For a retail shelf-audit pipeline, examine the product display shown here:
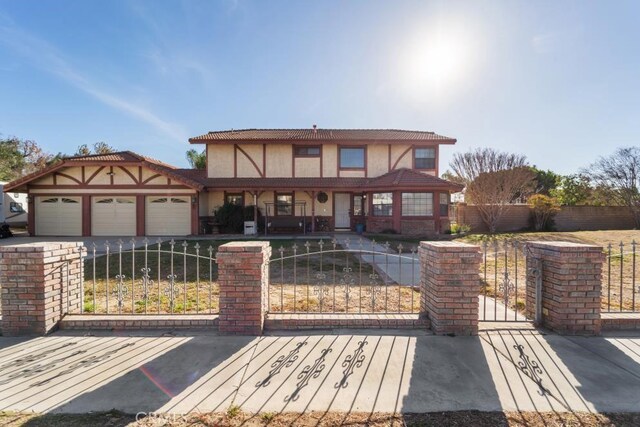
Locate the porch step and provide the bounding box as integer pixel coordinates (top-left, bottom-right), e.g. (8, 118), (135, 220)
(59, 314), (219, 330)
(601, 312), (640, 331)
(264, 313), (429, 331)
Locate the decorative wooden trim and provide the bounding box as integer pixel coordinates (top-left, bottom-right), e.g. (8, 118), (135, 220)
(85, 166), (106, 184)
(391, 146), (413, 171)
(81, 167), (86, 184)
(388, 144), (391, 172)
(320, 145), (324, 178)
(29, 184), (193, 190)
(117, 166), (139, 184)
(235, 144), (264, 178)
(54, 172), (83, 185)
(82, 196), (91, 237)
(138, 166), (143, 184)
(136, 195), (145, 236)
(233, 144), (238, 178)
(52, 173), (57, 185)
(262, 144), (266, 177)
(109, 166), (114, 185)
(142, 173), (162, 184)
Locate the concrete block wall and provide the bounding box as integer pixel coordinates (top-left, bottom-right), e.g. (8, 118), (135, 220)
(526, 241), (604, 336)
(419, 241), (481, 336)
(216, 241), (271, 335)
(0, 242), (84, 336)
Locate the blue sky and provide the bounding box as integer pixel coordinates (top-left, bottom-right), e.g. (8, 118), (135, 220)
(1, 0), (639, 173)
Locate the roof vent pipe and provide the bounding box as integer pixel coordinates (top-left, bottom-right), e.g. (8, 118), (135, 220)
(312, 124), (317, 134)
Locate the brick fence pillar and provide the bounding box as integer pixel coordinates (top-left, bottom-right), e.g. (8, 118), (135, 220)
(419, 241), (481, 336)
(217, 241), (271, 335)
(526, 242), (604, 336)
(0, 242), (85, 336)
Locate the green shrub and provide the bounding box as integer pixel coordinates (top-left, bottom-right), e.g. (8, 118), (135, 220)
(450, 223), (471, 234)
(214, 203), (262, 233)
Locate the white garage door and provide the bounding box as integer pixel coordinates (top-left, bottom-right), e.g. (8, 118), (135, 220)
(35, 196), (82, 236)
(92, 197), (136, 236)
(146, 196), (191, 236)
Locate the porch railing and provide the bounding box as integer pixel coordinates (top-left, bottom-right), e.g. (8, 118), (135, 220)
(604, 241), (639, 313)
(84, 239), (218, 315)
(267, 238), (420, 314)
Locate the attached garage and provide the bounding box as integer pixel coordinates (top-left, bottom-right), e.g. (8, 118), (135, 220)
(3, 152), (205, 237)
(146, 196), (191, 236)
(92, 197), (137, 236)
(35, 196), (82, 236)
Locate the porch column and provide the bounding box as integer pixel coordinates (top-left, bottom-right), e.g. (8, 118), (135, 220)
(27, 194), (35, 236)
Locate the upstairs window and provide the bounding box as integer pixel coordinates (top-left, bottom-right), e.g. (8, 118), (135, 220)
(339, 147), (365, 169)
(294, 146), (321, 157)
(414, 148), (436, 169)
(372, 192), (393, 216)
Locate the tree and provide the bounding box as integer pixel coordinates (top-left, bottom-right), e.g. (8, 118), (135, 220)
(449, 148), (529, 185)
(75, 142), (116, 156)
(551, 174), (592, 206)
(586, 147), (640, 227)
(530, 167), (561, 195)
(0, 136), (54, 180)
(186, 149), (206, 169)
(465, 167), (537, 233)
(529, 194), (560, 231)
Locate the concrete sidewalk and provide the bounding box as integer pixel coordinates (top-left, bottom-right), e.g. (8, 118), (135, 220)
(0, 329), (638, 415)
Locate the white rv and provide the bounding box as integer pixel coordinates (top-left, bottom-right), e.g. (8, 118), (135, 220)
(0, 182), (28, 226)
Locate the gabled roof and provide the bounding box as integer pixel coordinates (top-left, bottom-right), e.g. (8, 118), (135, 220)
(189, 128), (456, 144)
(3, 151), (204, 192)
(366, 168), (464, 191)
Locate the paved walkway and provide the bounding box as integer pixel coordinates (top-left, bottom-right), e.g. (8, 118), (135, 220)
(0, 329), (638, 415)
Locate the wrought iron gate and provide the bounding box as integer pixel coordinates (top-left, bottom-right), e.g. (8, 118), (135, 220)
(267, 238), (420, 314)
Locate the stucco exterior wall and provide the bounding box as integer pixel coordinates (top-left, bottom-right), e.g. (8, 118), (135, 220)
(208, 145), (234, 178)
(368, 145), (388, 177)
(294, 157), (321, 177)
(265, 145), (292, 177)
(390, 145), (412, 169)
(236, 144), (263, 178)
(322, 144), (338, 177)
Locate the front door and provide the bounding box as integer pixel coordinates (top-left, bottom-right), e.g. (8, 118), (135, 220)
(334, 193), (351, 229)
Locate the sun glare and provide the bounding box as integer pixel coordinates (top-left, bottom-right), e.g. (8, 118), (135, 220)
(399, 26), (478, 100)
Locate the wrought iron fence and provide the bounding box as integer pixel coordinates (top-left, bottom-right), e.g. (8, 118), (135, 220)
(84, 239), (218, 315)
(479, 240), (529, 322)
(604, 241), (639, 313)
(268, 238), (420, 314)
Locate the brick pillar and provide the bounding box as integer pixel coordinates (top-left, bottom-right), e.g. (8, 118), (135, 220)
(526, 242), (604, 336)
(419, 241), (481, 336)
(217, 241), (271, 335)
(0, 242), (85, 336)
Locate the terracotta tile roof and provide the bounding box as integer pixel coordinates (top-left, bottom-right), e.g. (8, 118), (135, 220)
(189, 128), (456, 144)
(366, 168), (464, 191)
(188, 168), (463, 192)
(4, 151), (203, 192)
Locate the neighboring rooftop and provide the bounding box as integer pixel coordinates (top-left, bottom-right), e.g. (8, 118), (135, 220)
(189, 128), (456, 144)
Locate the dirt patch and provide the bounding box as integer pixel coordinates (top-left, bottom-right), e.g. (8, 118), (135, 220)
(3, 410), (640, 427)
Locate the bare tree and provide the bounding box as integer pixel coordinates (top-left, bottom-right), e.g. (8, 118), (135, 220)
(586, 147), (640, 227)
(465, 167), (536, 233)
(450, 148), (529, 185)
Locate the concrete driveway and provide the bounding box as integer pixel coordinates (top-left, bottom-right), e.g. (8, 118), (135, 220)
(0, 329), (638, 415)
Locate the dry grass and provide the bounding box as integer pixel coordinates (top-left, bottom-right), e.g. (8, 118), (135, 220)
(3, 410), (640, 427)
(269, 247), (419, 313)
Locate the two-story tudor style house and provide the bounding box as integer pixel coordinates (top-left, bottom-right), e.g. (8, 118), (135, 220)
(4, 128), (463, 236)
